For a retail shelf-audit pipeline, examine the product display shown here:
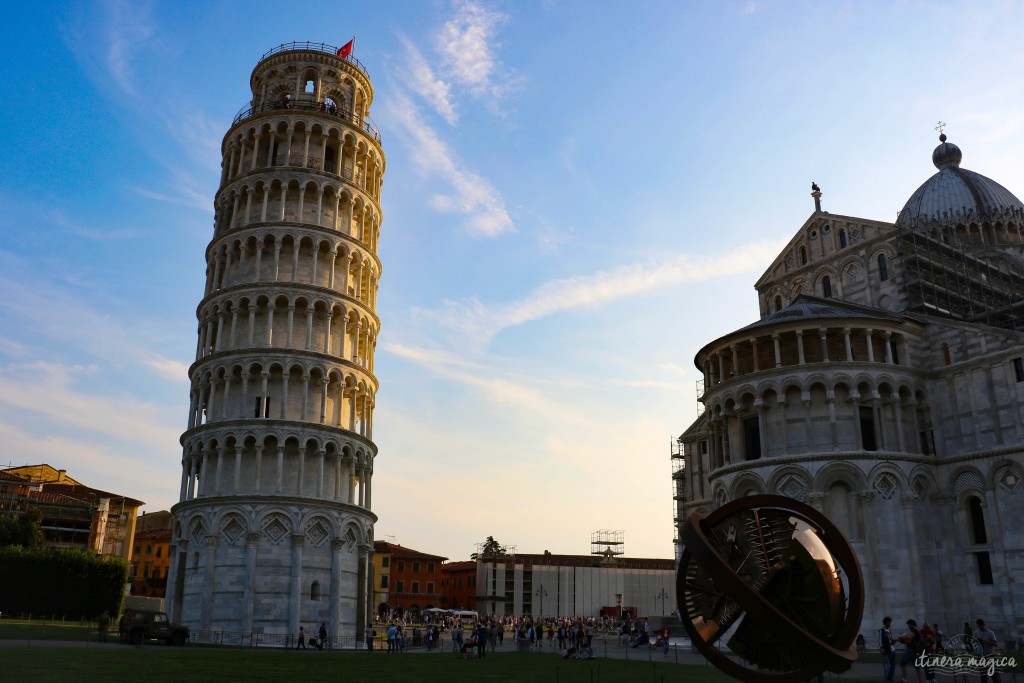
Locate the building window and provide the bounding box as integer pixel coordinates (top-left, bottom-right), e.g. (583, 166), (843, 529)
(412, 561), (420, 573)
(412, 581), (419, 594)
(380, 575), (389, 589)
(878, 254), (889, 282)
(254, 396), (270, 418)
(382, 556), (390, 568)
(311, 580), (321, 601)
(942, 343), (952, 365)
(800, 246), (808, 265)
(822, 276), (832, 299)
(397, 561), (404, 572)
(156, 547), (162, 558)
(975, 552), (994, 585)
(968, 496), (988, 544)
(743, 415), (761, 461)
(396, 580), (404, 592)
(426, 581), (434, 594)
(427, 562), (434, 573)
(1013, 357), (1024, 382)
(859, 406), (878, 451)
(839, 229), (847, 248)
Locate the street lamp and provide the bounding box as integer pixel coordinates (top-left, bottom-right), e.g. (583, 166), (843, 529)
(656, 588), (669, 615)
(534, 586), (548, 617)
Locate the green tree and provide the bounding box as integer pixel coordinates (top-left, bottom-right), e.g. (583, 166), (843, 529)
(470, 536), (505, 560)
(0, 510), (44, 549)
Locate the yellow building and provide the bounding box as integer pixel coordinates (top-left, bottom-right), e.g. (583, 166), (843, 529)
(1, 464), (143, 562)
(131, 511), (173, 598)
(372, 542), (392, 617)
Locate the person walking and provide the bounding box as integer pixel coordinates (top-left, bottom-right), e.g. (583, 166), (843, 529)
(879, 616), (896, 682)
(297, 626), (306, 650)
(973, 618), (1002, 683)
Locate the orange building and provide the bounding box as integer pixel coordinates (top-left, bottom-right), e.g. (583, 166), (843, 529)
(373, 541), (447, 616)
(130, 511), (173, 598)
(440, 560), (477, 611)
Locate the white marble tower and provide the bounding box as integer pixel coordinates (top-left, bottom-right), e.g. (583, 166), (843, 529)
(165, 42), (385, 645)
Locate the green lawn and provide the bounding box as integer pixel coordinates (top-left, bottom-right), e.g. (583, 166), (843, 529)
(3, 647), (742, 683)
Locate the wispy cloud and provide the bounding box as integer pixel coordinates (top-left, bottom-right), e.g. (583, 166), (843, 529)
(418, 239), (787, 345)
(399, 34), (458, 124)
(436, 0), (510, 98)
(100, 0), (157, 99)
(143, 357), (191, 384)
(387, 92), (514, 236)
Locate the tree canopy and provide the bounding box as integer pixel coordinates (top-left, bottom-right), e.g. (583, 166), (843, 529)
(471, 535), (506, 560)
(0, 510), (44, 549)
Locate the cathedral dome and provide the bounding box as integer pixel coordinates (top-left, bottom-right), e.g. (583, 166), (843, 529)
(896, 134), (1024, 228)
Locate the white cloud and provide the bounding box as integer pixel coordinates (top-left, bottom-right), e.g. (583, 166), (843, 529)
(436, 0), (509, 97)
(420, 239), (787, 344)
(143, 357), (191, 383)
(100, 0), (157, 98)
(399, 34), (458, 125)
(387, 92), (514, 236)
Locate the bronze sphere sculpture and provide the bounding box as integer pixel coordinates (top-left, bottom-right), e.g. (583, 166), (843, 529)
(677, 494), (864, 682)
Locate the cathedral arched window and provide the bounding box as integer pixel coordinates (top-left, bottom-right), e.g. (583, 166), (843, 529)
(774, 296), (782, 313)
(311, 580), (321, 601)
(968, 496), (988, 545)
(878, 254), (889, 281)
(967, 496), (994, 584)
(839, 229), (847, 248)
(800, 246), (808, 265)
(822, 276), (832, 299)
(942, 343), (951, 365)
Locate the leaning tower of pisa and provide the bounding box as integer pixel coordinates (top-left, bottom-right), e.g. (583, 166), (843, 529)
(165, 42), (385, 645)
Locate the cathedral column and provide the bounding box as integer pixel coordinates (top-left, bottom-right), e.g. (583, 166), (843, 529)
(254, 243), (263, 280)
(178, 457), (189, 501)
(247, 307), (256, 346)
(796, 330), (805, 364)
(200, 535), (218, 633)
(233, 446), (243, 493)
(242, 532), (260, 635)
(329, 538), (344, 639)
(276, 445), (284, 494)
(750, 339), (759, 372)
(819, 328), (829, 361)
(776, 398), (788, 454)
(215, 446), (225, 494)
(289, 534), (304, 641)
(843, 328), (853, 361)
(280, 374), (290, 419)
(305, 309), (315, 350)
(200, 448), (210, 497)
(188, 455), (198, 499)
(731, 345), (739, 376)
(229, 308), (239, 348)
(273, 243), (281, 281)
(857, 491), (883, 620)
(865, 330), (875, 362)
(892, 399), (906, 452)
(826, 392), (838, 450)
(884, 332), (894, 364)
(286, 305), (295, 348)
(264, 303), (275, 346)
(254, 445), (263, 493)
(901, 496), (927, 616)
(311, 247), (320, 285)
(297, 445), (306, 497)
(334, 453), (343, 500)
(772, 334), (782, 367)
(317, 449), (326, 498)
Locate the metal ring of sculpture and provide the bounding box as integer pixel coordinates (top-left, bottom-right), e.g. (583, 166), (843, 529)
(677, 494), (864, 683)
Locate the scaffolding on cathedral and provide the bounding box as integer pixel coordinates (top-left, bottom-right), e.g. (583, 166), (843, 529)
(897, 206), (1024, 331)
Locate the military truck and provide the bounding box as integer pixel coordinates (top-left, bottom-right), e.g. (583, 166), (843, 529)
(121, 609), (189, 646)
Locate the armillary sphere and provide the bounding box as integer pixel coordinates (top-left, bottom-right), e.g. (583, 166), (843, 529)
(677, 494), (864, 682)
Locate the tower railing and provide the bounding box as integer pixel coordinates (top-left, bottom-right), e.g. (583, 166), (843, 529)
(259, 42), (370, 78)
(232, 100), (380, 142)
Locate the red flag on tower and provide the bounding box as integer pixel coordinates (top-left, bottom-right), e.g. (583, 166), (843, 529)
(337, 38), (354, 59)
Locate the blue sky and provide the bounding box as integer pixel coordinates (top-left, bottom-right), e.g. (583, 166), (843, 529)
(4, 1), (1024, 561)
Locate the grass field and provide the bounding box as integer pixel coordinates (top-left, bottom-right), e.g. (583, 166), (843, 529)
(3, 647), (741, 683)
